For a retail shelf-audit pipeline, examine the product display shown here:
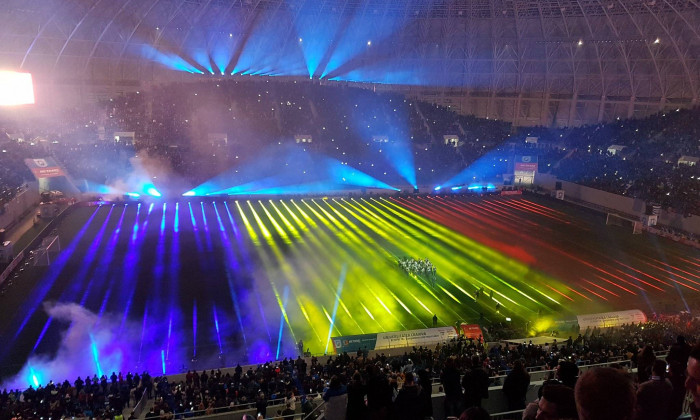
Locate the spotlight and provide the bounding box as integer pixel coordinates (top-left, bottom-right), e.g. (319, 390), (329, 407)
(146, 187), (162, 197)
(182, 191), (195, 197)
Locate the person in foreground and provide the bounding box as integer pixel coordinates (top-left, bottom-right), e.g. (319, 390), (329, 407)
(323, 375), (348, 420)
(685, 343), (700, 420)
(459, 406), (491, 420)
(522, 383), (577, 420)
(574, 367), (635, 420)
(633, 359), (673, 420)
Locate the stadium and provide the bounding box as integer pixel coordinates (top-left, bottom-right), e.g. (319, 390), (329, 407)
(0, 0), (699, 419)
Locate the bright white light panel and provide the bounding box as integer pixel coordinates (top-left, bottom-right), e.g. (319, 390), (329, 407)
(0, 71), (35, 106)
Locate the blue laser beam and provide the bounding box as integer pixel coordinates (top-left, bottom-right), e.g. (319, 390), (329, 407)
(325, 264), (347, 354)
(276, 286), (290, 360)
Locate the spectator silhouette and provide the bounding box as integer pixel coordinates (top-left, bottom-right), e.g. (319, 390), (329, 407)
(633, 359), (673, 420)
(462, 355), (489, 409)
(575, 367), (635, 420)
(346, 371), (368, 420)
(391, 372), (423, 420)
(323, 375), (348, 420)
(503, 360), (530, 410)
(441, 357), (464, 417)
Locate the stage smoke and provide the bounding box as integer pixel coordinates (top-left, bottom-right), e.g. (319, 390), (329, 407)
(108, 151), (189, 199)
(1, 302), (154, 390)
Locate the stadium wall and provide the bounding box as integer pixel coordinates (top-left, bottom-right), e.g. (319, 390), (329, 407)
(558, 180), (647, 217)
(0, 183), (40, 231)
(657, 213), (700, 238)
(535, 175), (700, 235)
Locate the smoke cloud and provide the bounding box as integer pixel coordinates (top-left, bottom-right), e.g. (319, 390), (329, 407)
(1, 302), (143, 390)
(107, 151), (190, 199)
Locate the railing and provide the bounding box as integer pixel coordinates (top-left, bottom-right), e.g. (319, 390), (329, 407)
(489, 408), (695, 420)
(0, 250), (24, 286)
(132, 388), (148, 419)
(488, 409), (525, 420)
(302, 399), (326, 420)
(491, 350), (669, 379)
(152, 396), (324, 420)
(146, 393), (325, 420)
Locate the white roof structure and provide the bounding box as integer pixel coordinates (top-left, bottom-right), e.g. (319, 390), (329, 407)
(0, 0), (698, 126)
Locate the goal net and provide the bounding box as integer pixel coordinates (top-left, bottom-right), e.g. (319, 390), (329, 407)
(606, 213), (643, 234)
(33, 235), (61, 266)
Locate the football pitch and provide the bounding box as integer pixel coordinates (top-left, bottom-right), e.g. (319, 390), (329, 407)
(0, 194), (697, 387)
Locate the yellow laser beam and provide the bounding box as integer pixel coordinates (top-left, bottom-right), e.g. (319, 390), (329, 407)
(235, 201), (259, 246)
(259, 200), (291, 244)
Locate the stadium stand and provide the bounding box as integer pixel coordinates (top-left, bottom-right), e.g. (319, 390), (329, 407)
(1, 84), (698, 219)
(1, 2), (699, 419)
(0, 138), (34, 207)
(2, 314), (699, 419)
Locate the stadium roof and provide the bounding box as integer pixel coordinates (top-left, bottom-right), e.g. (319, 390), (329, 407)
(0, 0), (698, 124)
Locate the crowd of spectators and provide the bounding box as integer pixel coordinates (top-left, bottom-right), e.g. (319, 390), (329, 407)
(0, 137), (34, 207)
(49, 143), (135, 187)
(511, 107), (700, 217)
(125, 80), (511, 187)
(5, 312), (700, 419)
(0, 371), (152, 420)
(1, 81), (698, 420)
(0, 80), (698, 217)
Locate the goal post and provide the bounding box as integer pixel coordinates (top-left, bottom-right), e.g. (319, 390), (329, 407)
(606, 213), (643, 235)
(33, 235), (61, 266)
(632, 221), (643, 234)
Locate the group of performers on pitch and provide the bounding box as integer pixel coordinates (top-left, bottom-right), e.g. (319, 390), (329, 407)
(397, 256), (437, 287)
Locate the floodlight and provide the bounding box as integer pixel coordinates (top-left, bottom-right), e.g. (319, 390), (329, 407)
(0, 71), (35, 106)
